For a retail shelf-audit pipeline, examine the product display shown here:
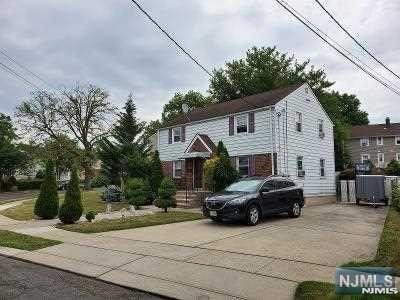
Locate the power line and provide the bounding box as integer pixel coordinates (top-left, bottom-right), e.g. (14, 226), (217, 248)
(128, 0), (261, 109)
(129, 0), (213, 77)
(275, 0), (400, 96)
(280, 0), (400, 92)
(313, 0), (400, 81)
(0, 61), (41, 90)
(0, 48), (54, 89)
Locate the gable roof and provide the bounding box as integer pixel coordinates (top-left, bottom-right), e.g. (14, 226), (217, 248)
(184, 133), (217, 154)
(350, 123), (400, 138)
(163, 83), (304, 128)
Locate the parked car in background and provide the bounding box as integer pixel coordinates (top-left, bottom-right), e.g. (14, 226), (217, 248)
(203, 176), (304, 225)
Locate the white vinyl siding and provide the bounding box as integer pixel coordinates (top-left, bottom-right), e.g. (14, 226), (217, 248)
(274, 84), (335, 196)
(159, 109), (271, 161)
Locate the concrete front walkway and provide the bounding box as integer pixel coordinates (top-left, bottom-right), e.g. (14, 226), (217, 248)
(0, 204), (387, 300)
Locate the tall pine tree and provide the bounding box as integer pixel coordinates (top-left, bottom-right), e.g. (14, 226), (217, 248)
(97, 94), (149, 185)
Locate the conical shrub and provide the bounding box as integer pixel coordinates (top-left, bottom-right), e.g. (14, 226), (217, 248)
(59, 167), (83, 224)
(34, 160), (59, 219)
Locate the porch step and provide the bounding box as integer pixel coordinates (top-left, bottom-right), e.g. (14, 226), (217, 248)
(175, 190), (201, 208)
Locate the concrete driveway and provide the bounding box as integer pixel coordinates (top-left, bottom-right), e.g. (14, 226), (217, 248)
(7, 204), (387, 300)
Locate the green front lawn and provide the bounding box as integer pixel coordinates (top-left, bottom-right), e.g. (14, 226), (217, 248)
(57, 211), (204, 233)
(1, 191), (129, 221)
(295, 207), (400, 300)
(0, 230), (61, 251)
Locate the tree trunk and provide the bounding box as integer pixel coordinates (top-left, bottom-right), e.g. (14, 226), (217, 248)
(83, 164), (93, 190)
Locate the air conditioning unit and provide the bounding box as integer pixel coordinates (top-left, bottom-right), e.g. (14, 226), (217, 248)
(319, 132), (325, 138)
(297, 170), (305, 178)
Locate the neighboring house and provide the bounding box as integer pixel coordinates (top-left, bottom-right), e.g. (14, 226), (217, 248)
(156, 83), (336, 198)
(349, 118), (400, 168)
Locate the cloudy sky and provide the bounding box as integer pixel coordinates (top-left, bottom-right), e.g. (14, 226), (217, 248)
(1, 0), (399, 124)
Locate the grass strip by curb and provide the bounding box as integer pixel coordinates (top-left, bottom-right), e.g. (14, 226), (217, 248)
(57, 211), (205, 233)
(295, 207), (400, 300)
(0, 230), (61, 251)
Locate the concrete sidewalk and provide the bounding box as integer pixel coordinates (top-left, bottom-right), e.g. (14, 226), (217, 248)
(0, 204), (388, 300)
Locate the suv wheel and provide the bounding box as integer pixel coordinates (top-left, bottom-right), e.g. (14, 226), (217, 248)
(247, 205), (260, 226)
(288, 202), (301, 218)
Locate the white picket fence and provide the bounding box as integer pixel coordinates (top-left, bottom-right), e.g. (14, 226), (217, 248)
(339, 176), (400, 204)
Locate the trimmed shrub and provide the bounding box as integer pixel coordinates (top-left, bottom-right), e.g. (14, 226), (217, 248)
(149, 150), (164, 197)
(90, 174), (110, 188)
(59, 168), (83, 224)
(392, 183), (400, 210)
(101, 185), (123, 202)
(143, 178), (153, 204)
(203, 156), (219, 191)
(85, 211), (96, 222)
(34, 161), (59, 219)
(386, 160), (400, 176)
(124, 178), (148, 209)
(17, 179), (43, 191)
(155, 177), (176, 212)
(213, 154), (238, 191)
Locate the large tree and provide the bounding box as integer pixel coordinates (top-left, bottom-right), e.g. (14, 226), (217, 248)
(97, 94), (148, 185)
(0, 114), (26, 191)
(16, 85), (116, 188)
(161, 90), (213, 124)
(208, 46), (368, 170)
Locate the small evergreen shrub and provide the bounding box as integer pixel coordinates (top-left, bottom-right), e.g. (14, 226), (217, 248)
(90, 174), (110, 188)
(155, 177), (176, 212)
(59, 168), (84, 224)
(386, 160), (400, 176)
(85, 211), (96, 222)
(124, 178), (148, 209)
(213, 154), (238, 191)
(203, 157), (219, 191)
(34, 161), (59, 219)
(101, 185), (123, 202)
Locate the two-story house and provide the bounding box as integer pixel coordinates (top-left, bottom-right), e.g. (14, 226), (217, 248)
(349, 118), (400, 168)
(156, 83), (336, 201)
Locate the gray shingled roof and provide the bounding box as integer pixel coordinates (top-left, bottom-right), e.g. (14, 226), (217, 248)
(163, 83), (303, 128)
(350, 123), (400, 138)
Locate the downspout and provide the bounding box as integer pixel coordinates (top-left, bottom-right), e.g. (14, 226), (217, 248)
(270, 107), (275, 176)
(285, 100), (289, 176)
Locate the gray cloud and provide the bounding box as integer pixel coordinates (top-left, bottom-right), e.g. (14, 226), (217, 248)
(1, 0), (399, 124)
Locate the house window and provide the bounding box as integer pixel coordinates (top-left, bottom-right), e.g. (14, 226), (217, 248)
(320, 159), (325, 177)
(297, 156), (305, 177)
(397, 153), (400, 161)
(173, 161), (182, 178)
(395, 137), (400, 145)
(360, 138), (369, 147)
(361, 154), (370, 163)
(235, 114), (248, 134)
(377, 137), (383, 146)
(237, 156), (250, 177)
(378, 153), (385, 168)
(296, 112), (302, 132)
(318, 119), (324, 138)
(173, 127), (181, 143)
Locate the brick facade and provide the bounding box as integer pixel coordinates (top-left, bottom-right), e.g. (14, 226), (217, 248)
(163, 153), (273, 191)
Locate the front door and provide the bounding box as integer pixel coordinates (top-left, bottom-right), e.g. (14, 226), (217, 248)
(193, 159), (204, 189)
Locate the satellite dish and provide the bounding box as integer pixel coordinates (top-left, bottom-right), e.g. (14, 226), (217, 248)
(182, 103), (189, 114)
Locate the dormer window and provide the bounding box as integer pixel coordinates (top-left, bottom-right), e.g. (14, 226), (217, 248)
(360, 138), (369, 147)
(173, 127), (181, 143)
(235, 114), (248, 134)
